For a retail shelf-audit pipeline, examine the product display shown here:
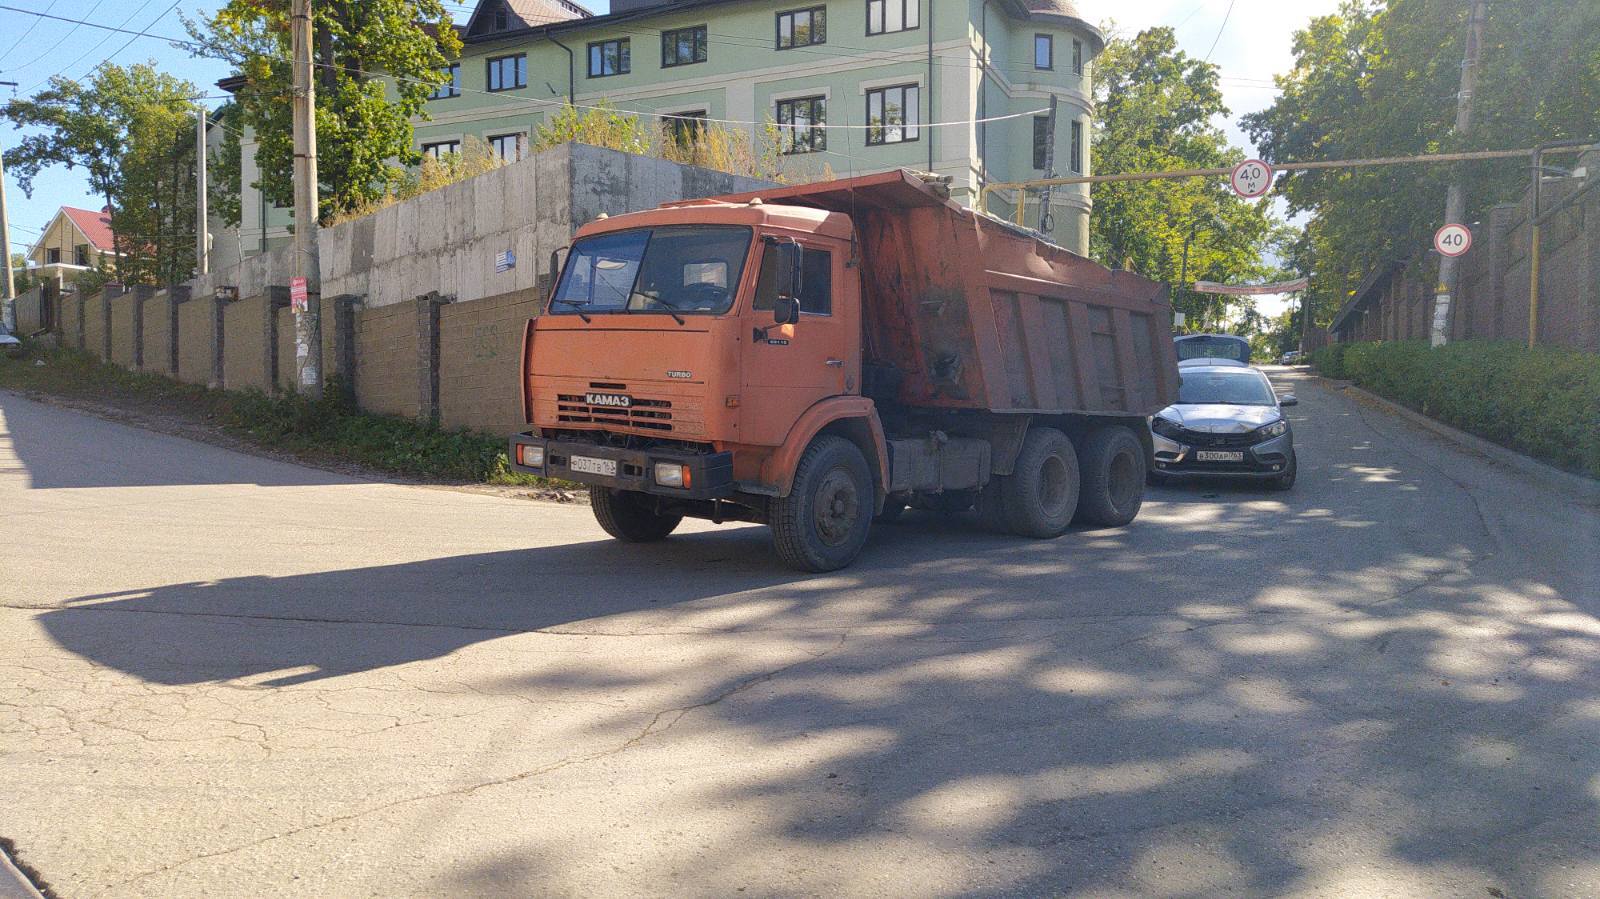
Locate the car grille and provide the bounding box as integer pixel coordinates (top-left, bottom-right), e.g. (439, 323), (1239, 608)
(555, 381), (674, 432)
(1171, 426), (1259, 449)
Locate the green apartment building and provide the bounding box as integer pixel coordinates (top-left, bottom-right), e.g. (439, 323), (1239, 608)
(233, 0), (1102, 256)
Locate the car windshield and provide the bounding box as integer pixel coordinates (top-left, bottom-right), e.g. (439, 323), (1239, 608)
(1177, 370), (1277, 406)
(550, 225), (752, 316)
(1175, 335), (1251, 363)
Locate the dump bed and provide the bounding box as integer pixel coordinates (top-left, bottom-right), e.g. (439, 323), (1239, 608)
(698, 170), (1180, 417)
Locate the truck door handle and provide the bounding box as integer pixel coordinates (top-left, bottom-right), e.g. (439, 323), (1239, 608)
(825, 359), (844, 367)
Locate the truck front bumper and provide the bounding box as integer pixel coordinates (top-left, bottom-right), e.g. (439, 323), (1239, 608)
(509, 433), (736, 500)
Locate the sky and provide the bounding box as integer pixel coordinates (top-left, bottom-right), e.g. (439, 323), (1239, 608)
(1, 0), (1340, 316)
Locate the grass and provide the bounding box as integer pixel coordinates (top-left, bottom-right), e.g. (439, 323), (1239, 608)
(0, 342), (565, 487)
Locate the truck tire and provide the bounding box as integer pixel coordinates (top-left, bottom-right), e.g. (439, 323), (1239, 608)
(770, 436), (874, 572)
(1075, 425), (1146, 527)
(1002, 427), (1080, 538)
(590, 487), (683, 542)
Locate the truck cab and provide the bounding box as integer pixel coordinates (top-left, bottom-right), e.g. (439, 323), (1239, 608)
(511, 171), (1177, 571)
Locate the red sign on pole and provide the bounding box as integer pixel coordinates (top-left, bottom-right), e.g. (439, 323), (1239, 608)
(289, 276), (309, 312)
(1230, 159), (1275, 199)
(1433, 223), (1472, 258)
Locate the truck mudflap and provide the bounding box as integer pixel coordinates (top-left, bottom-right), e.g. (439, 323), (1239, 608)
(509, 433), (735, 500)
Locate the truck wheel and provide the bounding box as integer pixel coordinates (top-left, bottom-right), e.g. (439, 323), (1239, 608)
(770, 436), (874, 572)
(1002, 427), (1080, 538)
(590, 487), (683, 542)
(1075, 426), (1146, 527)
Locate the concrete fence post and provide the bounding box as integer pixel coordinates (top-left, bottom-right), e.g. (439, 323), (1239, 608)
(264, 285), (290, 389)
(166, 285), (189, 375)
(211, 288), (233, 389)
(131, 285), (155, 370)
(98, 284), (120, 359)
(324, 294), (359, 397)
(415, 291), (450, 424)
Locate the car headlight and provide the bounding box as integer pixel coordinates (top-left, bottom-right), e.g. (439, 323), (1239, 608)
(1151, 416), (1184, 440)
(653, 462), (691, 488)
(1256, 419), (1288, 440)
(517, 444), (545, 468)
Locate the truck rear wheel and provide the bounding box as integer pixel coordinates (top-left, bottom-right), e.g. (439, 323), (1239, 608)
(1075, 425), (1146, 527)
(1002, 427), (1080, 538)
(771, 436), (874, 572)
(590, 487), (683, 542)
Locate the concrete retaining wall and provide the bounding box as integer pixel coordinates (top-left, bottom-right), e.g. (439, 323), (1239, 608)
(222, 292), (283, 392)
(438, 287), (542, 434)
(354, 300), (425, 419)
(176, 295), (220, 386)
(82, 288), (112, 360)
(141, 289), (178, 375)
(109, 291), (140, 370)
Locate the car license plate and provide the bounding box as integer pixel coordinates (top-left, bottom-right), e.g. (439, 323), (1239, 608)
(569, 455), (617, 476)
(1195, 450), (1245, 462)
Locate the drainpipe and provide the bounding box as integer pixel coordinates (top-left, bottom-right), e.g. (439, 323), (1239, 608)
(926, 0), (935, 173)
(1527, 139), (1590, 347)
(548, 34), (575, 107)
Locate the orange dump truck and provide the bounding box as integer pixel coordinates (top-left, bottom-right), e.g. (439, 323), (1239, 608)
(510, 169), (1179, 570)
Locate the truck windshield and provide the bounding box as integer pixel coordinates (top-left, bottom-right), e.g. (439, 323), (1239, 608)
(550, 225), (753, 316)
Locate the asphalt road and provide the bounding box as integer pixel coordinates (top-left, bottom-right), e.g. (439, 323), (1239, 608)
(3, 369), (1598, 898)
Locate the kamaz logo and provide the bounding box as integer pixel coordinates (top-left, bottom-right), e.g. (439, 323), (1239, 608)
(585, 392), (632, 408)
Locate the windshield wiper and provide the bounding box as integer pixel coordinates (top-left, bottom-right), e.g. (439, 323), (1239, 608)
(550, 298), (593, 323)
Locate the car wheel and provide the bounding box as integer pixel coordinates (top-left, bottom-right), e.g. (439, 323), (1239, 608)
(1075, 425), (1146, 527)
(1002, 427), (1080, 538)
(590, 487), (683, 542)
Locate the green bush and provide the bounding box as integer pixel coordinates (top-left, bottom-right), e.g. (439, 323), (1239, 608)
(1323, 340), (1600, 478)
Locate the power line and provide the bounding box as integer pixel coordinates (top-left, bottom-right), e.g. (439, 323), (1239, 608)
(19, 0), (163, 92)
(0, 0), (62, 69)
(1204, 0), (1237, 63)
(2, 0), (111, 75)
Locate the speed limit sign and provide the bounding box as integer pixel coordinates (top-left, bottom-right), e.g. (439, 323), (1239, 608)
(1230, 159), (1274, 198)
(1433, 223), (1472, 257)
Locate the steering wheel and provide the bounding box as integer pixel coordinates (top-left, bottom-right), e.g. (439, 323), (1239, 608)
(675, 281), (729, 310)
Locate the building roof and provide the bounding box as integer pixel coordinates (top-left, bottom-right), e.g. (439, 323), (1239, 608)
(60, 207), (117, 252)
(465, 0), (589, 37)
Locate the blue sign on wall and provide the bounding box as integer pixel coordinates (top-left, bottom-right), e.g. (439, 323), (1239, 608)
(495, 250), (516, 273)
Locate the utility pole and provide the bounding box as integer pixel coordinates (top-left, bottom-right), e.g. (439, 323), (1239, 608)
(1, 80), (17, 332)
(290, 0), (322, 395)
(196, 107), (209, 276)
(1036, 94), (1059, 236)
(1429, 0), (1485, 348)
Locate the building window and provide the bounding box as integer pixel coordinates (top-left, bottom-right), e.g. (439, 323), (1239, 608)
(1072, 38), (1084, 75)
(74, 245), (89, 267)
(422, 140), (461, 159)
(46, 248), (60, 265)
(489, 133), (526, 162)
(1070, 119), (1083, 173)
(664, 111), (707, 148)
(493, 4), (508, 30)
(776, 6), (826, 50)
(867, 0), (917, 35)
(865, 83), (918, 145)
(661, 26), (707, 67)
(430, 64), (461, 100)
(775, 95), (826, 154)
(1035, 34), (1053, 70)
(486, 54), (526, 91)
(1032, 116), (1048, 170)
(588, 39), (630, 77)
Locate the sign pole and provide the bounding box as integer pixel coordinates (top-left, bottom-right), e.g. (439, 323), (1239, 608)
(1430, 0), (1485, 348)
(291, 0), (322, 396)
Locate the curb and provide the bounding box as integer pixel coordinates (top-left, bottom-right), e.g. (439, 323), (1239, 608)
(0, 848), (44, 899)
(1315, 375), (1600, 503)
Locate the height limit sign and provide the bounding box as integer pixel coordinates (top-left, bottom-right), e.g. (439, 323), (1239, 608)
(289, 277), (309, 312)
(1433, 223), (1472, 257)
(1230, 159), (1274, 199)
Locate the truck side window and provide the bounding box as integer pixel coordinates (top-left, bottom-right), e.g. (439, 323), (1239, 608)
(755, 244), (832, 315)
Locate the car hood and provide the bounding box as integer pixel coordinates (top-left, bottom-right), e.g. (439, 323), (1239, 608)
(1155, 404), (1280, 432)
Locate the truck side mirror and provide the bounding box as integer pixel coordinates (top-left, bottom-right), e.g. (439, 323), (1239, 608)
(769, 240), (803, 324)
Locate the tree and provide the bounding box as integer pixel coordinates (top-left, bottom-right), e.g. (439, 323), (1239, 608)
(9, 253), (34, 295)
(3, 63), (201, 286)
(1090, 27), (1279, 331)
(1243, 0), (1600, 328)
(184, 0), (461, 223)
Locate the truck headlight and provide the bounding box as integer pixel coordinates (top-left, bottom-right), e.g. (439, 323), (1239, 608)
(1256, 419), (1287, 440)
(518, 444), (545, 468)
(654, 462), (691, 488)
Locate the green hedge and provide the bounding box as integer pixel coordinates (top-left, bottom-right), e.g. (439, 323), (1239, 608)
(1313, 340), (1600, 478)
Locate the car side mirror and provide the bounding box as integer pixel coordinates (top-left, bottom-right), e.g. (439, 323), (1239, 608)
(1279, 394), (1298, 407)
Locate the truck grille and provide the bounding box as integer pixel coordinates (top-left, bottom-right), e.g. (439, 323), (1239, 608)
(555, 382), (674, 432)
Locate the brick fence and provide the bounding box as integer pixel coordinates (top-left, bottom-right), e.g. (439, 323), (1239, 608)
(1331, 144), (1599, 350)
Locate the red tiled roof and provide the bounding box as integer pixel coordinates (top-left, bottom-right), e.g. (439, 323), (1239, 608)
(60, 206), (117, 252)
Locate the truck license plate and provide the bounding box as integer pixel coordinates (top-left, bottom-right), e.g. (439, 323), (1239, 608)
(569, 455), (617, 476)
(1195, 450), (1245, 462)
